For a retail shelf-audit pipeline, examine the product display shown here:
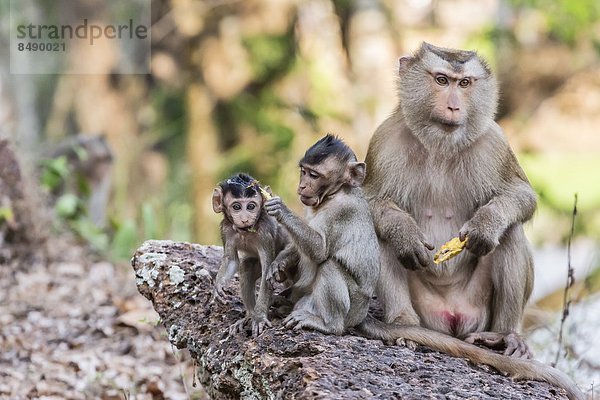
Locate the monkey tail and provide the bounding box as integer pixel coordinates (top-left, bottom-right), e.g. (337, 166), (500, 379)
(355, 317), (584, 400)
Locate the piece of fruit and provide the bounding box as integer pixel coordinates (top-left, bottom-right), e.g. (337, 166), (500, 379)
(434, 236), (467, 264)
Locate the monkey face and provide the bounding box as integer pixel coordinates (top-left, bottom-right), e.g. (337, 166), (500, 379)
(297, 165), (323, 207)
(297, 158), (346, 207)
(398, 44), (498, 146)
(429, 71), (472, 129)
(224, 193), (262, 229)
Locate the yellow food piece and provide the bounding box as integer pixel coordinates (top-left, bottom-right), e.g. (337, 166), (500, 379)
(434, 236), (467, 264)
(246, 179), (272, 200)
(258, 186), (272, 200)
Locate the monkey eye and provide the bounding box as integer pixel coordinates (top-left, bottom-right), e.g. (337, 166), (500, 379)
(435, 75), (449, 86)
(459, 78), (471, 88)
(232, 203), (242, 211)
(308, 171), (320, 179)
(247, 203), (256, 211)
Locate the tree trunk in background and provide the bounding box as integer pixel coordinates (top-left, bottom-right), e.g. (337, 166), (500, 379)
(186, 83), (221, 245)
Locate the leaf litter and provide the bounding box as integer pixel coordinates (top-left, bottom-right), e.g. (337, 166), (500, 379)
(0, 240), (207, 400)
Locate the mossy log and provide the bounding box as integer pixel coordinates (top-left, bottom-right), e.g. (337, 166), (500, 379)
(131, 240), (567, 399)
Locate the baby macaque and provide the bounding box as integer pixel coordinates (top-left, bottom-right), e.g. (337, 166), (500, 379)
(212, 173), (293, 336)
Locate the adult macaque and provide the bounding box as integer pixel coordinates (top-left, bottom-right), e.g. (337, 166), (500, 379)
(265, 135), (380, 334)
(265, 134), (583, 399)
(364, 42), (537, 355)
(212, 173), (294, 336)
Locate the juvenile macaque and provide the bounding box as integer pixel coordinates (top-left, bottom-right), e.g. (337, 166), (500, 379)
(265, 135), (379, 334)
(212, 173), (294, 336)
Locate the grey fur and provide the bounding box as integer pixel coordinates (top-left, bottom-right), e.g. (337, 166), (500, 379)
(360, 42), (582, 399)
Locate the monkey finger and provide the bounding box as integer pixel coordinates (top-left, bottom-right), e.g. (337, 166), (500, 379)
(253, 318), (272, 336)
(252, 323), (261, 337)
(464, 332), (503, 348)
(415, 249), (431, 268)
(396, 338), (418, 351)
(283, 315), (296, 327)
(213, 289), (227, 304)
(266, 275), (277, 288)
(504, 332), (533, 359)
(264, 206), (279, 214)
(274, 270), (284, 282)
(504, 339), (518, 357)
(284, 318), (299, 330)
(423, 241), (435, 251)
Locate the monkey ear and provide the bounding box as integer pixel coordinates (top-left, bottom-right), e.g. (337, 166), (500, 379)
(398, 56), (413, 74)
(212, 187), (224, 213)
(263, 186), (273, 197)
(346, 162), (366, 187)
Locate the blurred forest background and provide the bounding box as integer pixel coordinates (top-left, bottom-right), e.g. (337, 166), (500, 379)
(1, 0), (600, 398)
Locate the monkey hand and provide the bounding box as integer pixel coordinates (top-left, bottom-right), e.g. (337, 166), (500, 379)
(229, 316), (251, 336)
(267, 258), (288, 287)
(376, 205), (433, 269)
(264, 196), (290, 222)
(387, 216), (434, 269)
(459, 209), (504, 257)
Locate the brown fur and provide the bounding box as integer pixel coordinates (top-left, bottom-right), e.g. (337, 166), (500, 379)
(265, 135), (380, 335)
(361, 42), (582, 399)
(212, 174), (293, 336)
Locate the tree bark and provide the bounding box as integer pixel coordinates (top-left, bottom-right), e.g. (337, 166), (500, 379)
(131, 240), (567, 399)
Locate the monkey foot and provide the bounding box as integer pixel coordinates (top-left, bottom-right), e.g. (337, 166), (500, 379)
(395, 337), (418, 351)
(283, 310), (336, 335)
(464, 331), (533, 359)
(228, 317), (251, 336)
(212, 287), (229, 304)
(251, 315), (272, 337)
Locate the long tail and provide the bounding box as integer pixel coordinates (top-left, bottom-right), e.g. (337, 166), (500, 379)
(356, 317), (584, 400)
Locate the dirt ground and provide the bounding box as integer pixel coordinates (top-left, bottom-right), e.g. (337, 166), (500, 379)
(0, 238), (208, 400)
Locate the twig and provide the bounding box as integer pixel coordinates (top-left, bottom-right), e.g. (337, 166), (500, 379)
(552, 193), (577, 367)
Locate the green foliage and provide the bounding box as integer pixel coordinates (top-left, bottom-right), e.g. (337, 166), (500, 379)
(38, 153), (124, 255)
(0, 206), (14, 224)
(55, 193), (83, 219)
(214, 31), (299, 187)
(40, 156), (69, 191)
(71, 218), (109, 252)
(110, 219), (138, 260)
(509, 0), (600, 44)
(141, 202), (157, 240)
(520, 153), (600, 240)
(243, 33), (296, 83)
(150, 88), (186, 158)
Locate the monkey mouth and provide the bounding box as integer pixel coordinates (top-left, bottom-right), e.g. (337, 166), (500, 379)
(300, 195), (318, 207)
(433, 116), (462, 130)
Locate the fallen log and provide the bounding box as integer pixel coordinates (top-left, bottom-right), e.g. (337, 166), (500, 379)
(131, 240), (568, 399)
